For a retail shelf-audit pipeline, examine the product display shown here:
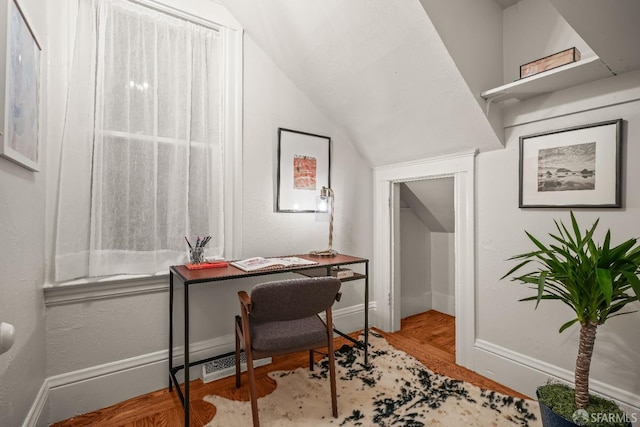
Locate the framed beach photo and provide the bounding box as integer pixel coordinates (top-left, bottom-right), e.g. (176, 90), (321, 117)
(276, 128), (331, 212)
(519, 119), (622, 208)
(1, 0), (41, 171)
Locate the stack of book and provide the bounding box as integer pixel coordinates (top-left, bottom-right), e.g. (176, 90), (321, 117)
(331, 267), (354, 279)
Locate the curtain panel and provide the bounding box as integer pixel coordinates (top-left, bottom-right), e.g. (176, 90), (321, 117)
(55, 0), (224, 281)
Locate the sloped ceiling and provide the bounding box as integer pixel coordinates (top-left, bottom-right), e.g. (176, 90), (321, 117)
(494, 0), (520, 9)
(549, 0), (640, 74)
(401, 178), (455, 233)
(221, 0), (639, 167)
(221, 0), (503, 167)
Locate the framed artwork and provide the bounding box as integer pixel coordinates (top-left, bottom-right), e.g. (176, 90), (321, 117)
(1, 0), (41, 171)
(277, 128), (331, 212)
(519, 119), (622, 208)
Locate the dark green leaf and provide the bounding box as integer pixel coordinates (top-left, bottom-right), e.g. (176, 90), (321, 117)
(535, 271), (548, 309)
(559, 318), (579, 333)
(526, 231), (551, 253)
(596, 268), (613, 306)
(570, 211), (583, 242)
(607, 310), (638, 319)
(501, 259), (534, 280)
(622, 271), (640, 299)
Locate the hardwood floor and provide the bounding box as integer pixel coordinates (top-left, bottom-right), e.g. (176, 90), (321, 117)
(52, 310), (528, 426)
(400, 310), (456, 361)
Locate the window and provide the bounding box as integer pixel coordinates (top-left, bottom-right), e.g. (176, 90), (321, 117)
(54, 0), (241, 282)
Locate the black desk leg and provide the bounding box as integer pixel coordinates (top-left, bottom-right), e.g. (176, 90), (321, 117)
(169, 273), (174, 391)
(364, 261), (369, 365)
(184, 282), (190, 426)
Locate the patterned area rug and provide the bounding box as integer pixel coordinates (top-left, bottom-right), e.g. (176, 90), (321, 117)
(205, 332), (541, 426)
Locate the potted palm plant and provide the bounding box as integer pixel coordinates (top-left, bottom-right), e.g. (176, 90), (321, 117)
(503, 212), (639, 427)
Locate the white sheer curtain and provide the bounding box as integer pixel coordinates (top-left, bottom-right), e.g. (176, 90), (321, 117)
(55, 0), (223, 281)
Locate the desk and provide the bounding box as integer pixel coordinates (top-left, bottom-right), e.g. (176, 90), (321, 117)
(168, 253), (369, 426)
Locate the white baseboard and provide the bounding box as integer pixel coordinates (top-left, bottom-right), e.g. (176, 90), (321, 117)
(39, 302), (375, 425)
(431, 291), (455, 316)
(401, 291), (432, 319)
(475, 339), (640, 423)
(22, 380), (49, 427)
(31, 306), (640, 426)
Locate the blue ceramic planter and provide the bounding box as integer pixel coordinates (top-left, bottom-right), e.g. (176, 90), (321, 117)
(536, 389), (632, 427)
(537, 390), (580, 427)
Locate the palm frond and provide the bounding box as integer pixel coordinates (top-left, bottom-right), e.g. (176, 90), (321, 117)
(503, 211), (640, 329)
(622, 271), (640, 299)
(559, 318), (580, 333)
(607, 310), (639, 319)
(596, 268), (613, 307)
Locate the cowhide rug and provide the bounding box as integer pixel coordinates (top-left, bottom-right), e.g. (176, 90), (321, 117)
(205, 332), (541, 426)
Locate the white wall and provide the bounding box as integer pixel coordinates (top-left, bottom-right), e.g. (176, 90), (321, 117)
(417, 0), (505, 144)
(41, 2), (373, 423)
(399, 208), (431, 318)
(474, 4), (640, 414)
(398, 210), (455, 319)
(431, 233), (455, 316)
(0, 0), (48, 425)
(503, 0), (592, 84)
(239, 33), (373, 311)
(475, 70), (640, 413)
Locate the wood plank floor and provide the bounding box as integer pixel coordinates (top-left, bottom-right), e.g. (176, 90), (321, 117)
(52, 310), (528, 426)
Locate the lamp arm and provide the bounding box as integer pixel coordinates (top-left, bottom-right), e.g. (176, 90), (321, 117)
(327, 187), (334, 252)
(309, 186), (338, 257)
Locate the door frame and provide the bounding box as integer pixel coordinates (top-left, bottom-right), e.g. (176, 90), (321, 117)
(372, 150), (476, 369)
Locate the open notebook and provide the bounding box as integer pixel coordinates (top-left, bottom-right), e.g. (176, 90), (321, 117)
(230, 256), (317, 272)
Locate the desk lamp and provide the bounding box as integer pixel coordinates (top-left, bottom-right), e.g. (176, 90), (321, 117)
(309, 186), (338, 257)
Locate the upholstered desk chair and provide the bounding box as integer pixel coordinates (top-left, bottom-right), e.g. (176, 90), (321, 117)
(235, 276), (342, 427)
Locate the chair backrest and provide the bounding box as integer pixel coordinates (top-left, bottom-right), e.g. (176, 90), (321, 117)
(249, 277), (341, 322)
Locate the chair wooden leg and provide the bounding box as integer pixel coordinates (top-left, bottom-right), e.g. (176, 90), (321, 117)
(246, 352), (260, 427)
(235, 317), (242, 388)
(309, 349), (314, 371)
(326, 310), (338, 418)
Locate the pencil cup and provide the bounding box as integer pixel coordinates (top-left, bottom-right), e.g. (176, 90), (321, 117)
(189, 247), (205, 264)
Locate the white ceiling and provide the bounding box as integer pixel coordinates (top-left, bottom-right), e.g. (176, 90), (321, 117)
(221, 0), (502, 167)
(493, 0), (520, 9)
(549, 0), (640, 74)
(220, 0), (639, 169)
(401, 179), (455, 233)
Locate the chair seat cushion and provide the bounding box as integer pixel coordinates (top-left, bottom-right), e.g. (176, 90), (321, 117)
(250, 314), (328, 353)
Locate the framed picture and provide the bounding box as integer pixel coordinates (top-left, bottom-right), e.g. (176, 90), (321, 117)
(1, 0), (41, 171)
(519, 119), (622, 208)
(277, 128), (331, 212)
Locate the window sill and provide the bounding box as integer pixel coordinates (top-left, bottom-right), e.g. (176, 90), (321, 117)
(44, 273), (169, 306)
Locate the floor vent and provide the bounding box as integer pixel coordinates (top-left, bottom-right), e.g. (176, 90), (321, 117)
(202, 352), (272, 383)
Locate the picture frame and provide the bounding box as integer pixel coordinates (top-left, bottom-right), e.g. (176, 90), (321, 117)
(276, 128), (331, 212)
(0, 0), (41, 171)
(519, 119), (622, 208)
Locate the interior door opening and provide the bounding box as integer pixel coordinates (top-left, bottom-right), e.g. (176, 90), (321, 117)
(372, 150), (475, 369)
(394, 178), (456, 359)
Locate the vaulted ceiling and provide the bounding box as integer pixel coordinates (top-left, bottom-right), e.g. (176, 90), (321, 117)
(221, 0), (640, 168)
(222, 0), (503, 167)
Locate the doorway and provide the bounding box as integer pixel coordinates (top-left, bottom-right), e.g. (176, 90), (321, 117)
(396, 178), (456, 357)
(397, 179), (455, 317)
(372, 150), (476, 369)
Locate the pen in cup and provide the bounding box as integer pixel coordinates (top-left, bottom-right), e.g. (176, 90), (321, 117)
(185, 235), (212, 264)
